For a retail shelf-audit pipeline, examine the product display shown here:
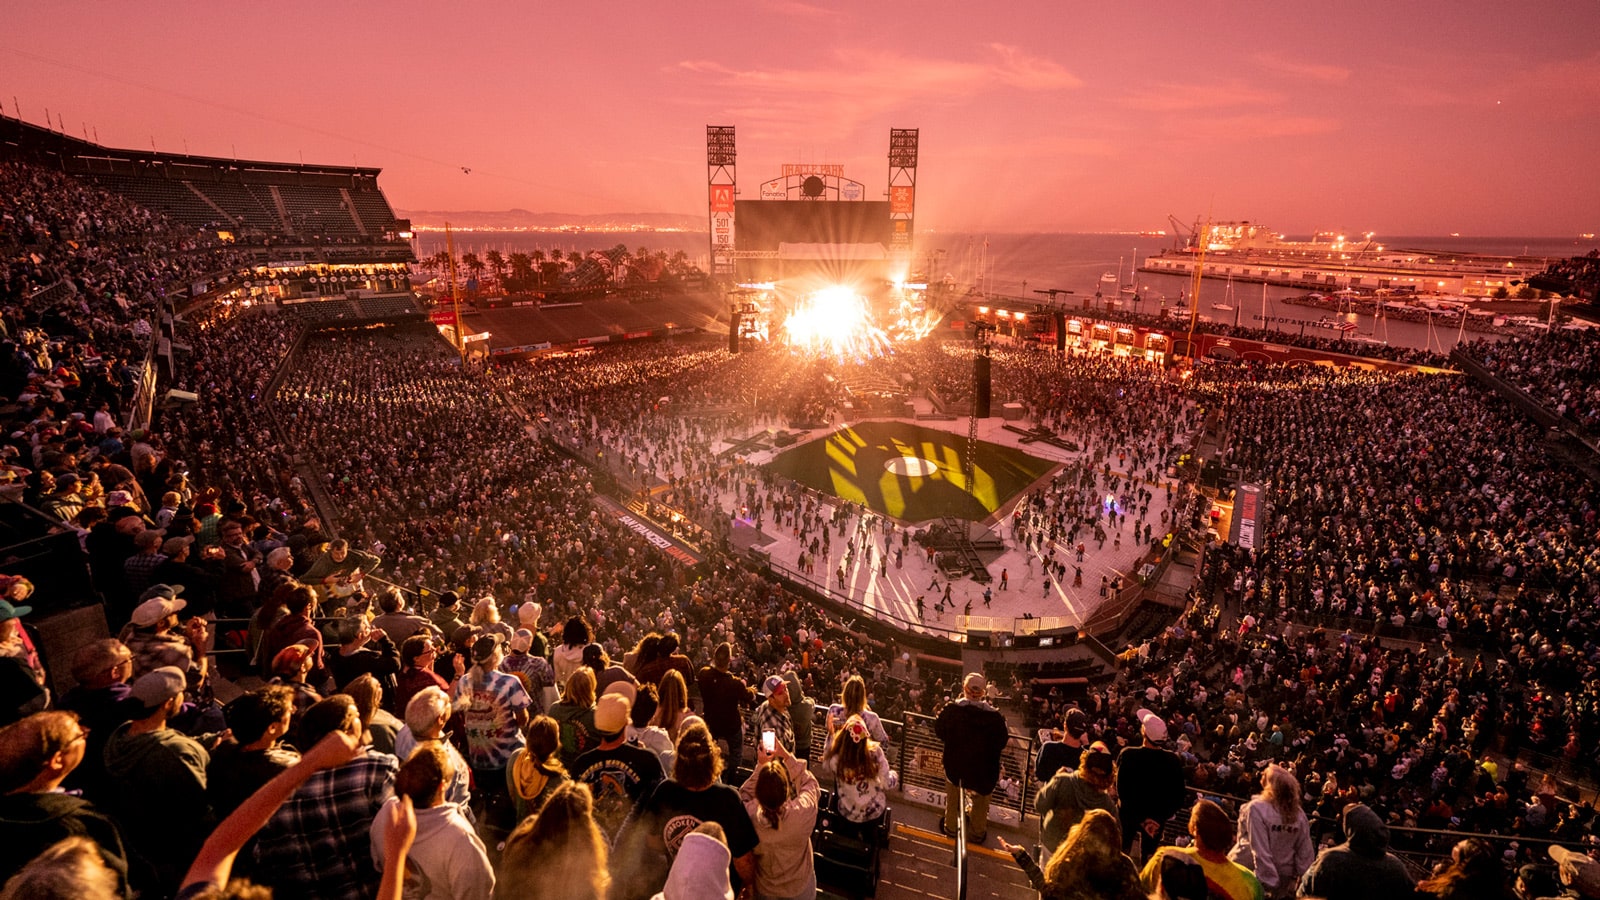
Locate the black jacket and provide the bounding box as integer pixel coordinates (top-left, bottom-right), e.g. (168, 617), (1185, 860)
(934, 699), (1010, 794)
(0, 790), (130, 895)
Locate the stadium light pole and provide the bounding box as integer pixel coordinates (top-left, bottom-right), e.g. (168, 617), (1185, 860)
(446, 223), (466, 366)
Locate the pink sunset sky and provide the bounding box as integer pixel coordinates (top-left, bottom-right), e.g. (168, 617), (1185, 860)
(4, 1), (1598, 235)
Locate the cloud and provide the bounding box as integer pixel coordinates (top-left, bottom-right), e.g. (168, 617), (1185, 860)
(669, 44), (1078, 137)
(1252, 51), (1351, 84)
(1121, 79), (1284, 112)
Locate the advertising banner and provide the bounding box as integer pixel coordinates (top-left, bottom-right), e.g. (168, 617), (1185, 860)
(890, 185), (915, 214)
(710, 184), (735, 213)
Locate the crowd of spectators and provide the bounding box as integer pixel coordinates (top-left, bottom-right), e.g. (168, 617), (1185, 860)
(9, 149), (1600, 899)
(1464, 333), (1600, 435)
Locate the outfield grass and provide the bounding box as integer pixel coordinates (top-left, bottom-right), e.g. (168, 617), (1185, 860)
(765, 420), (1056, 523)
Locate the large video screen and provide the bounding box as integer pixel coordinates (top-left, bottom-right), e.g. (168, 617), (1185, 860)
(733, 200), (892, 251)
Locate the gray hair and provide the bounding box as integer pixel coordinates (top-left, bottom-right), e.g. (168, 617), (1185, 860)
(405, 686), (451, 736)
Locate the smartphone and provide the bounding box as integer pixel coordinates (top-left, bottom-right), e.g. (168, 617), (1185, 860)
(762, 730), (776, 753)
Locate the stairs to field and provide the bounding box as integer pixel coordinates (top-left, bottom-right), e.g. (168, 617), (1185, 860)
(872, 824), (1036, 899)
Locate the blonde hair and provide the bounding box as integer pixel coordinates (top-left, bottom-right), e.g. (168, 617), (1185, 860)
(1261, 762), (1303, 823)
(497, 782), (609, 900)
(471, 598), (500, 627)
(823, 720), (882, 783)
(0, 836), (121, 900)
(563, 668), (596, 708)
(651, 669), (689, 741)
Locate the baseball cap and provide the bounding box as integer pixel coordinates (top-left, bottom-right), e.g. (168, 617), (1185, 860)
(963, 672), (987, 695)
(594, 692), (633, 736)
(582, 643), (606, 666)
(1137, 708), (1169, 742)
(602, 680), (637, 705)
(1550, 845), (1600, 898)
(762, 675), (788, 698)
(161, 535), (195, 556)
(510, 628), (533, 653)
(1065, 708), (1089, 737)
(0, 599), (33, 623)
(131, 593), (186, 627)
(139, 583), (184, 603)
(130, 666), (186, 711)
(272, 642), (315, 675)
(135, 529), (166, 549)
(472, 633), (506, 662)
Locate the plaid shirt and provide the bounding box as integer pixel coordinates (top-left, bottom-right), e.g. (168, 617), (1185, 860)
(752, 700), (795, 753)
(251, 750), (397, 900)
(122, 550), (168, 596)
(124, 628), (198, 680)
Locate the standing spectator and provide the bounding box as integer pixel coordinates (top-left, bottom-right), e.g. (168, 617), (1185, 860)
(370, 742), (495, 900)
(428, 591), (465, 641)
(1228, 763), (1313, 899)
(255, 546), (297, 609)
(781, 668), (813, 761)
(836, 674), (889, 744)
(395, 634), (459, 721)
(207, 685), (300, 820)
(1137, 799), (1263, 900)
(638, 722), (758, 894)
(651, 824), (736, 900)
(1545, 845), (1600, 900)
(101, 666), (214, 895)
(1034, 707), (1091, 783)
(554, 616), (593, 688)
(501, 628), (556, 718)
(453, 633), (531, 835)
(497, 781), (610, 900)
(698, 642), (757, 761)
(584, 641), (639, 694)
(118, 585), (206, 684)
(303, 538), (380, 611)
(370, 588), (438, 647)
(120, 530), (168, 598)
(551, 668), (601, 770)
(818, 714), (897, 839)
(151, 536), (220, 615)
(216, 519), (263, 618)
(1001, 808), (1145, 900)
(1035, 743), (1117, 858)
(328, 615), (401, 704)
(636, 631), (693, 688)
(934, 673), (1010, 844)
(258, 585), (329, 685)
(1115, 709), (1185, 863)
(250, 694), (398, 900)
(1415, 838), (1516, 900)
(506, 714), (567, 824)
(0, 711), (130, 894)
(57, 639), (138, 797)
(753, 674), (796, 755)
(739, 740), (819, 900)
(395, 686), (474, 817)
(1297, 803), (1415, 900)
(575, 687), (663, 846)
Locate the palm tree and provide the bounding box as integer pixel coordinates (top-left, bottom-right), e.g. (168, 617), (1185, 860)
(461, 252), (485, 289)
(508, 252), (533, 290)
(484, 249), (506, 290)
(530, 249), (547, 287)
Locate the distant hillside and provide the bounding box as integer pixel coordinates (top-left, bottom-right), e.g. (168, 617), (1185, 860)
(396, 209), (702, 230)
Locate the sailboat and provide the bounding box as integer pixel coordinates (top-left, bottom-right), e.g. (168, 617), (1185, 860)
(1210, 275), (1241, 327)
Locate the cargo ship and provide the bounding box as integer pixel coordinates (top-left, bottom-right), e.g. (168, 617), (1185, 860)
(1139, 220), (1548, 297)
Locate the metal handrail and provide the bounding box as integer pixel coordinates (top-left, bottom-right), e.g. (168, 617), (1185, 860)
(953, 778), (968, 900)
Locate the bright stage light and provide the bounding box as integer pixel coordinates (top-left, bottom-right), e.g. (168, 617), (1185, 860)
(782, 285), (889, 358)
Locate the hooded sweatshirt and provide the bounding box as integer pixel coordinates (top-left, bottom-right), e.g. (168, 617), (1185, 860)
(652, 832), (735, 900)
(0, 791), (130, 894)
(1228, 795), (1314, 898)
(101, 721), (212, 891)
(1297, 803), (1414, 900)
(370, 795), (495, 900)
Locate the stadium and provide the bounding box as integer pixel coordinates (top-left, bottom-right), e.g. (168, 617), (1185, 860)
(4, 106), (1600, 900)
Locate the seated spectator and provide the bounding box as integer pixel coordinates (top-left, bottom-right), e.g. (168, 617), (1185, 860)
(506, 714), (567, 824)
(1298, 803), (1415, 900)
(1034, 743), (1116, 858)
(250, 693), (398, 900)
(396, 686), (474, 816)
(102, 666), (214, 896)
(818, 714), (898, 839)
(0, 597), (46, 726)
(739, 739), (818, 900)
(1136, 799), (1262, 900)
(370, 742), (495, 899)
(0, 711), (129, 894)
(497, 781), (609, 900)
